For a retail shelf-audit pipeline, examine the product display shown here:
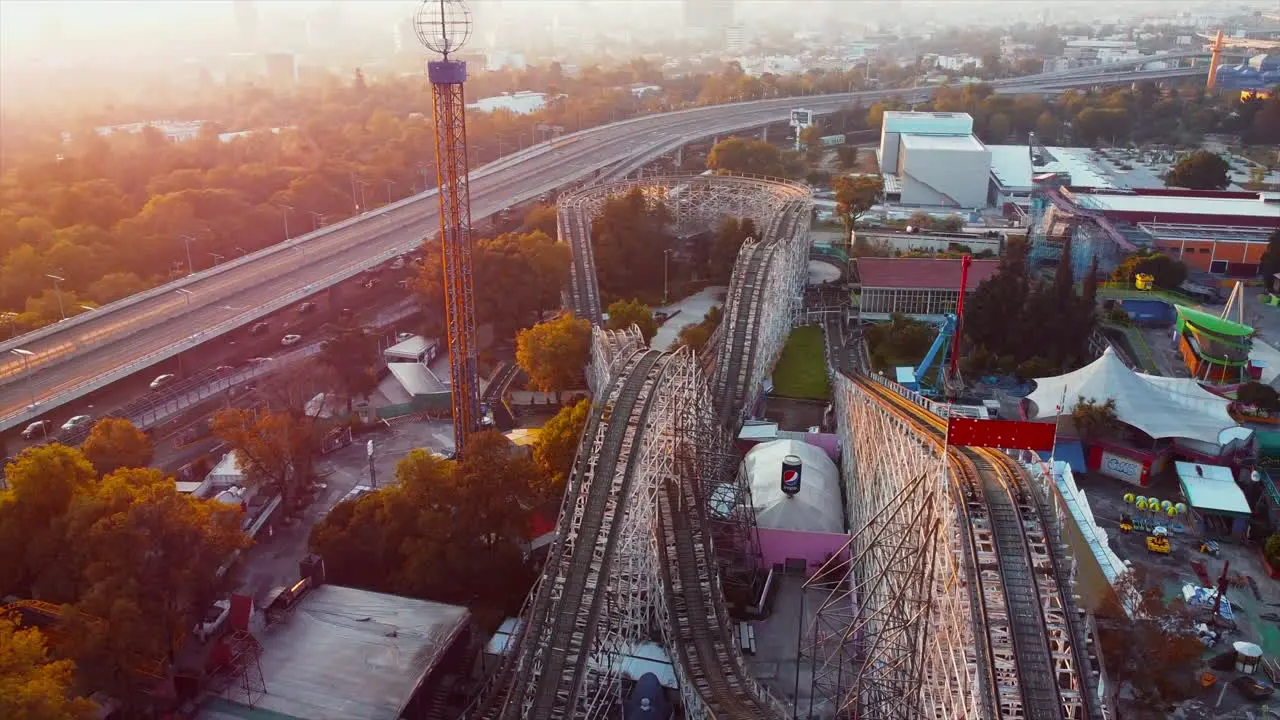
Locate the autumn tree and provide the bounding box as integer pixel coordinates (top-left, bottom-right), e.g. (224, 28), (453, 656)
(674, 305), (723, 353)
(832, 175), (884, 233)
(534, 398), (590, 501)
(310, 432), (537, 623)
(1164, 150), (1230, 190)
(319, 323), (380, 413)
(80, 418), (154, 475)
(590, 189), (674, 302)
(1095, 568), (1204, 710)
(516, 314), (591, 401)
(211, 408), (315, 511)
(523, 204), (559, 238)
(0, 615), (95, 720)
(706, 137), (787, 177)
(835, 145), (858, 169)
(606, 299), (658, 343)
(1070, 397), (1121, 440)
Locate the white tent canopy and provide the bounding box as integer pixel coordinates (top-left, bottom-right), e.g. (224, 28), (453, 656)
(1025, 348), (1237, 445)
(742, 439), (844, 534)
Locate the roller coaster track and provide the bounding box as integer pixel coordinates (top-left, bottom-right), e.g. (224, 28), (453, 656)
(848, 371), (1097, 720)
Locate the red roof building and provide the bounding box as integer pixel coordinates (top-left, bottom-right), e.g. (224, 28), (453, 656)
(856, 257), (998, 320)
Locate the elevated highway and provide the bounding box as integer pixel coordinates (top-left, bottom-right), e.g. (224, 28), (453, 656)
(0, 60), (1208, 433)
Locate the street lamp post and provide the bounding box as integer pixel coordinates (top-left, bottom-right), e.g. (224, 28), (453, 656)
(209, 252), (224, 266)
(178, 235), (197, 276)
(308, 211), (324, 231)
(45, 274), (66, 320)
(175, 288), (193, 308)
(383, 179), (395, 205)
(279, 204), (294, 241)
(10, 348), (36, 411)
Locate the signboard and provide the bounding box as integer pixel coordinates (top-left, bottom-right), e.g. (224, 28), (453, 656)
(1099, 451), (1144, 485)
(789, 108), (813, 128)
(781, 454), (803, 496)
(946, 417), (1056, 452)
(820, 134), (846, 146)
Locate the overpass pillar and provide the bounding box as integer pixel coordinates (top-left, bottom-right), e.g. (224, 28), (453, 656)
(761, 125), (768, 143)
(674, 145), (684, 167)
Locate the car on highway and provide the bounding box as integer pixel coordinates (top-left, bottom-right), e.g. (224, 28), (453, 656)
(149, 373), (176, 390)
(60, 415), (92, 433)
(193, 599), (231, 643)
(215, 365), (235, 374)
(21, 420), (50, 440)
(396, 332), (414, 342)
(249, 321), (270, 336)
(280, 334), (302, 346)
(296, 302), (318, 314)
(246, 357), (272, 365)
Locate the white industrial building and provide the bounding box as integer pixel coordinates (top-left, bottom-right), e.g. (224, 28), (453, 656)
(879, 111), (991, 210)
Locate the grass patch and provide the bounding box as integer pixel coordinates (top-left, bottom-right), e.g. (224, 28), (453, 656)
(771, 325), (831, 400)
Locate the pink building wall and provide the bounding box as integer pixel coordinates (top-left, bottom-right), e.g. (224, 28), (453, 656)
(757, 527), (850, 577)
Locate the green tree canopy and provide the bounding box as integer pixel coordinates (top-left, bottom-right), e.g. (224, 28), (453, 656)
(516, 314), (592, 400)
(1110, 250), (1187, 290)
(590, 189), (674, 303)
(80, 418), (154, 475)
(1164, 150), (1231, 190)
(709, 217), (756, 283)
(319, 323), (380, 413)
(605, 299), (658, 343)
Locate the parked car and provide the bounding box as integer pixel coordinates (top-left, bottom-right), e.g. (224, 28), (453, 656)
(280, 334), (302, 346)
(296, 302), (317, 314)
(194, 599), (231, 643)
(389, 257), (405, 271)
(1233, 675), (1275, 701)
(338, 307), (355, 321)
(249, 321), (270, 336)
(21, 420), (50, 440)
(60, 415), (92, 433)
(396, 332), (414, 343)
(149, 373), (176, 390)
(362, 278), (380, 290)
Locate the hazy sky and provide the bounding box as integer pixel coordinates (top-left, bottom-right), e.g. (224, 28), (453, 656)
(0, 0), (1271, 67)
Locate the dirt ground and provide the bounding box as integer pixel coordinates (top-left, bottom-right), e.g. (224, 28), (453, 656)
(762, 397), (828, 432)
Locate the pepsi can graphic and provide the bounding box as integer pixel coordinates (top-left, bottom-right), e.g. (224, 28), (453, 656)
(781, 454), (802, 496)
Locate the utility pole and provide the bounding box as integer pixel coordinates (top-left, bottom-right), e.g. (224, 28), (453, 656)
(662, 249), (671, 305)
(383, 179), (395, 205)
(308, 211), (324, 231)
(279, 204), (294, 240)
(367, 439), (377, 488)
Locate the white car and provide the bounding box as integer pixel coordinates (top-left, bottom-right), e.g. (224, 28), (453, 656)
(60, 415), (91, 433)
(389, 257), (405, 271)
(280, 334), (302, 346)
(149, 373), (176, 390)
(194, 599), (231, 643)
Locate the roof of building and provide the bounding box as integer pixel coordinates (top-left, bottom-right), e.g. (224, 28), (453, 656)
(988, 145), (1170, 191)
(1175, 461), (1251, 516)
(1025, 348), (1240, 445)
(856, 257), (1000, 291)
(899, 133), (986, 152)
(384, 335), (435, 361)
(486, 618), (677, 689)
(742, 439), (843, 534)
(1071, 191), (1280, 220)
(882, 110), (974, 137)
(207, 452), (244, 481)
(387, 362), (447, 396)
(1175, 304), (1254, 339)
(218, 584), (470, 720)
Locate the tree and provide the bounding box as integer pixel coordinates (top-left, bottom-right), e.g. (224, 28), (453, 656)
(1164, 150), (1230, 190)
(0, 615), (95, 720)
(534, 398), (590, 501)
(1110, 250), (1187, 290)
(523, 204), (558, 238)
(80, 418), (154, 475)
(706, 137), (786, 177)
(798, 126), (823, 161)
(709, 217), (756, 282)
(211, 408), (315, 511)
(1095, 568), (1204, 710)
(319, 324), (380, 413)
(674, 305), (722, 352)
(1237, 381), (1280, 412)
(1070, 397), (1120, 440)
(864, 313), (938, 371)
(606, 299), (658, 343)
(515, 314), (591, 402)
(835, 145), (858, 169)
(590, 189), (674, 302)
(831, 175), (883, 233)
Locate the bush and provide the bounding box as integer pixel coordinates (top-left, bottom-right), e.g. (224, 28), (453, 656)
(1238, 382), (1280, 412)
(1266, 535), (1280, 567)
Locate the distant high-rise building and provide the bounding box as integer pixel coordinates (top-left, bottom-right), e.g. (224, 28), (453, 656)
(233, 0), (259, 51)
(683, 0), (735, 33)
(724, 25), (746, 54)
(392, 18), (415, 54)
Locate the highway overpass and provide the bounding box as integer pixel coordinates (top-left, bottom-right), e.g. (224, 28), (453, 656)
(0, 62), (1206, 433)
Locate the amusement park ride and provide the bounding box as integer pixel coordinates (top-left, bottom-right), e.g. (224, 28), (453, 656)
(895, 255), (971, 399)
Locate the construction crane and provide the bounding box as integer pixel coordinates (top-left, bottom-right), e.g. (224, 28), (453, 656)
(1201, 30), (1280, 92)
(415, 0), (481, 453)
